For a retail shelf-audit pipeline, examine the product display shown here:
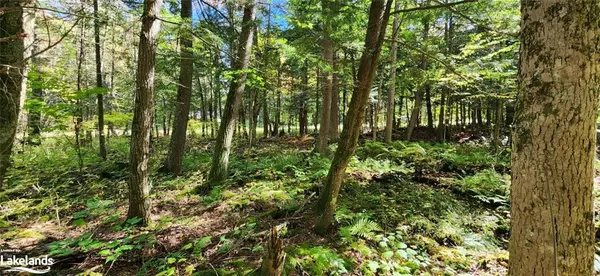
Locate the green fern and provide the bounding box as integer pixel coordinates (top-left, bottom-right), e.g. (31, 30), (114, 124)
(341, 218), (381, 241)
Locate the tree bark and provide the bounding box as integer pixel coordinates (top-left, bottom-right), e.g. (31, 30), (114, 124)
(373, 78), (383, 141)
(425, 85), (433, 130)
(274, 68), (281, 136)
(299, 62), (309, 136)
(509, 1), (599, 275)
(0, 0), (34, 188)
(260, 226), (285, 276)
(385, 0), (400, 144)
(407, 15), (429, 140)
(165, 0), (193, 174)
(128, 0), (163, 226)
(329, 54), (339, 140)
(208, 1), (255, 184)
(492, 98), (503, 151)
(315, 0), (392, 234)
(93, 0), (107, 160)
(316, 17), (333, 154)
(438, 88), (447, 141)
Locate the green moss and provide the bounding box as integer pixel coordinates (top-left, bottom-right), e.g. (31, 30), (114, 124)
(2, 228), (46, 241)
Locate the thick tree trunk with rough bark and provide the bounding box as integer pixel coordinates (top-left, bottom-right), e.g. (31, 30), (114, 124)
(208, 2), (255, 184)
(0, 0), (33, 188)
(128, 0), (163, 226)
(315, 0), (392, 234)
(509, 1), (599, 275)
(165, 0), (193, 174)
(93, 0), (107, 160)
(385, 0), (400, 144)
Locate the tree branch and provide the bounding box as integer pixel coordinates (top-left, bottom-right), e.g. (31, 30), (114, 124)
(431, 0), (517, 38)
(24, 17), (82, 62)
(391, 0), (477, 15)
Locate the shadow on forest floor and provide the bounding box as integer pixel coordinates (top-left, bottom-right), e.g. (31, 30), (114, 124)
(0, 134), (549, 275)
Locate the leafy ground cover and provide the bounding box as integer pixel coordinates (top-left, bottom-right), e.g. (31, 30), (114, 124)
(0, 134), (546, 275)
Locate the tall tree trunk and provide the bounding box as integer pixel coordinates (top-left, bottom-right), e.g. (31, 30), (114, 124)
(249, 87), (257, 145)
(274, 68), (281, 136)
(316, 21), (333, 153)
(396, 96), (403, 128)
(509, 1), (599, 275)
(476, 100), (482, 128)
(406, 93), (422, 140)
(75, 19), (86, 150)
(407, 15), (429, 140)
(492, 98), (503, 151)
(438, 88), (447, 141)
(128, 0), (163, 226)
(300, 62), (309, 136)
(199, 79), (207, 137)
(425, 85), (433, 130)
(165, 0), (193, 174)
(208, 1), (255, 184)
(0, 0), (34, 187)
(329, 54), (339, 140)
(314, 68), (320, 132)
(342, 51), (348, 126)
(315, 0), (392, 234)
(460, 100), (465, 127)
(93, 0), (107, 159)
(385, 0), (400, 144)
(373, 78), (383, 141)
(438, 8), (452, 141)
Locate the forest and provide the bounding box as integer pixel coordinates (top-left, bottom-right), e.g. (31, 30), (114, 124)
(0, 0), (599, 275)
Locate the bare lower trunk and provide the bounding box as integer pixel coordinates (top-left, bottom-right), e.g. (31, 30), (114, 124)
(492, 99), (502, 151)
(165, 0), (193, 174)
(128, 0), (163, 226)
(373, 78), (383, 141)
(316, 36), (333, 153)
(425, 85), (433, 130)
(329, 55), (339, 140)
(93, 0), (107, 160)
(315, 0), (392, 234)
(437, 88), (447, 141)
(0, 0), (34, 188)
(385, 0), (400, 144)
(274, 68), (281, 136)
(509, 1), (599, 275)
(406, 92), (422, 140)
(208, 2), (255, 184)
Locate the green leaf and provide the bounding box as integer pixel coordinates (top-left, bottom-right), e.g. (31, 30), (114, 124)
(72, 218), (86, 227)
(367, 260), (380, 271)
(396, 249), (408, 259)
(382, 250), (394, 259)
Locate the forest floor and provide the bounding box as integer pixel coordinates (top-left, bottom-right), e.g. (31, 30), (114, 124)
(0, 129), (591, 275)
